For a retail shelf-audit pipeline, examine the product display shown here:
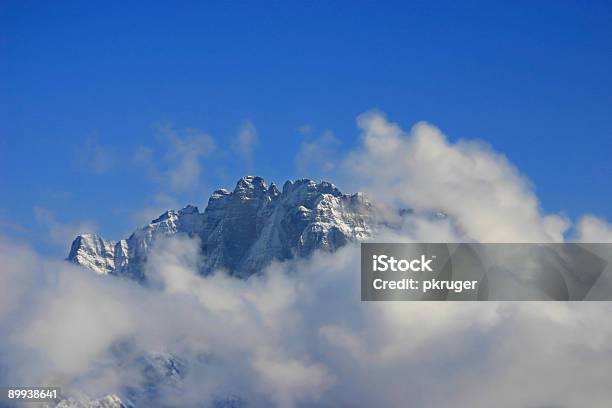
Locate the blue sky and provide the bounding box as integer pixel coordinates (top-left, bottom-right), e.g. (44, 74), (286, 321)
(1, 0), (611, 255)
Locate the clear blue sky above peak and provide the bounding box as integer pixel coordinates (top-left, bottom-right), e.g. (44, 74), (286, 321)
(1, 1), (611, 255)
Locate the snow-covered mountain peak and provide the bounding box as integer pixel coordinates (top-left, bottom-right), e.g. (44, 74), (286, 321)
(67, 176), (376, 280)
(178, 204), (199, 215)
(67, 233), (117, 275)
(234, 175), (268, 192)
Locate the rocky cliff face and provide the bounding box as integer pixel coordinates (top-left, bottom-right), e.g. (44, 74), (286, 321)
(67, 176), (375, 280)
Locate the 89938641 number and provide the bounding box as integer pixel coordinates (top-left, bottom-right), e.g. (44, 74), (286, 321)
(1, 387), (61, 402)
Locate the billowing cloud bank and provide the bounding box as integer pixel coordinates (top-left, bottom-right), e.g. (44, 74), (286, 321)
(342, 111), (572, 243)
(2, 112), (612, 407)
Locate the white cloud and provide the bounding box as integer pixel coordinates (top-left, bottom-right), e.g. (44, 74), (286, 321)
(231, 121), (258, 159)
(134, 125), (216, 192)
(342, 111), (569, 243)
(577, 215), (612, 242)
(295, 131), (340, 180)
(251, 352), (334, 407)
(2, 234), (612, 407)
(162, 126), (215, 192)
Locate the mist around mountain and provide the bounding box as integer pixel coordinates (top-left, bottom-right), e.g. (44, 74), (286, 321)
(2, 113), (612, 408)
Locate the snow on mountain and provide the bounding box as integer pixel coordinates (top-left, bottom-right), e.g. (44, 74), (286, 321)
(67, 176), (376, 280)
(50, 394), (129, 408)
(47, 350), (246, 408)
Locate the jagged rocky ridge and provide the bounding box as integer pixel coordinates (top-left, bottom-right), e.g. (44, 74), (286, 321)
(68, 176), (376, 280)
(51, 394), (128, 408)
(49, 352), (242, 408)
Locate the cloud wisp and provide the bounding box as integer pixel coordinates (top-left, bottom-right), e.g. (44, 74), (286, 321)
(231, 121), (258, 160)
(134, 125), (216, 193)
(295, 130), (341, 181)
(33, 207), (97, 251)
(75, 134), (117, 175)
